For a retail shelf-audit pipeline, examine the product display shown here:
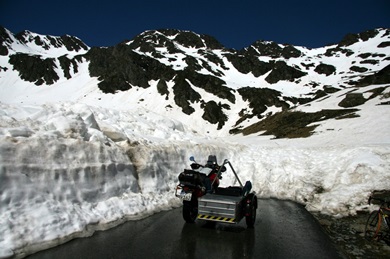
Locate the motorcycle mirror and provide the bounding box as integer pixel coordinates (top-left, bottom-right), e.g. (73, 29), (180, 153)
(189, 156), (195, 162)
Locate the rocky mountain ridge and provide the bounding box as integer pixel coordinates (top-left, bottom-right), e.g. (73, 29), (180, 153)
(0, 26), (389, 136)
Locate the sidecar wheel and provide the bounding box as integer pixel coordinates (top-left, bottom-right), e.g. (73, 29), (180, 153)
(245, 195), (257, 228)
(245, 205), (256, 228)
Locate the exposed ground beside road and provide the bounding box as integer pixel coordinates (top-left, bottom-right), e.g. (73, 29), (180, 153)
(312, 211), (390, 258)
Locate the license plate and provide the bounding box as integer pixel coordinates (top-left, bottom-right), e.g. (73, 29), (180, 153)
(175, 186), (192, 201)
(181, 192), (192, 201)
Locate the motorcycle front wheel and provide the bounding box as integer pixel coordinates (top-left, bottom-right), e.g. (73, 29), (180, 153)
(183, 199), (198, 223)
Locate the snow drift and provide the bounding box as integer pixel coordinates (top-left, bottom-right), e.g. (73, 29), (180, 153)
(0, 100), (389, 258)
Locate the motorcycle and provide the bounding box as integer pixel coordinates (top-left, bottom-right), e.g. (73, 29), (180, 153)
(175, 155), (224, 223)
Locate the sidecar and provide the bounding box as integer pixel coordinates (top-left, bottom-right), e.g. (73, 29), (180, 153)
(197, 182), (257, 227)
(177, 158), (258, 228)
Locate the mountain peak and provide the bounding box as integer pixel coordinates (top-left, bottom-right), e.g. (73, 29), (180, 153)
(127, 29), (225, 51)
(14, 30), (89, 52)
(0, 26), (89, 57)
(244, 40), (302, 58)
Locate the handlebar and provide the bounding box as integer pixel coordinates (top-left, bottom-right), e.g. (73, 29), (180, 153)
(188, 157), (244, 188)
(190, 162), (202, 170)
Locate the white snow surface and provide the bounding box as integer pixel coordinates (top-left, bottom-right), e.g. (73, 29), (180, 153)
(0, 29), (390, 258)
(1, 94), (389, 258)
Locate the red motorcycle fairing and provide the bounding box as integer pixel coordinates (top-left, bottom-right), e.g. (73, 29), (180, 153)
(208, 173), (220, 188)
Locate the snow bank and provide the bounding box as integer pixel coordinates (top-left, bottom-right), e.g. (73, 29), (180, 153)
(236, 145), (390, 216)
(0, 102), (389, 258)
(0, 103), (231, 257)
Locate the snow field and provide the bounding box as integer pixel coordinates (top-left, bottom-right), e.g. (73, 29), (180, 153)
(0, 101), (389, 257)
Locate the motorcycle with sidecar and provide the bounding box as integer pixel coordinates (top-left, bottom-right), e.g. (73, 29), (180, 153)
(175, 155), (258, 228)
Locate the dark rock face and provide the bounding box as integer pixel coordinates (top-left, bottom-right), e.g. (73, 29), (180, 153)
(202, 101), (229, 129)
(182, 71), (235, 103)
(265, 61), (307, 83)
(314, 63), (336, 76)
(157, 79), (169, 99)
(238, 87), (289, 118)
(86, 44), (175, 92)
(8, 51), (83, 85)
(0, 27), (12, 56)
(86, 30), (236, 118)
(227, 41), (305, 83)
(350, 66), (368, 73)
(59, 35), (89, 52)
(338, 29), (381, 47)
(352, 65), (390, 87)
(224, 53), (273, 77)
(58, 55), (83, 79)
(325, 46), (354, 57)
(378, 41), (390, 48)
(9, 53), (59, 85)
(339, 93), (367, 108)
(172, 72), (201, 115)
(338, 85), (389, 108)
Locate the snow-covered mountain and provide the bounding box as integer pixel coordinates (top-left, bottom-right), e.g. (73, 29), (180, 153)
(1, 26), (389, 135)
(0, 26), (389, 258)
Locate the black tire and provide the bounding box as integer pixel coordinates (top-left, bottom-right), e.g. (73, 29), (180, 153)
(245, 196), (257, 228)
(183, 199), (198, 223)
(365, 211), (382, 241)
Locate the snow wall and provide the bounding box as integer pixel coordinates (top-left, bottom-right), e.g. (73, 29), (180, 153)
(0, 103), (389, 258)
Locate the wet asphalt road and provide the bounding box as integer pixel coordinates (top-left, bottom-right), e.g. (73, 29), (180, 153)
(26, 199), (344, 259)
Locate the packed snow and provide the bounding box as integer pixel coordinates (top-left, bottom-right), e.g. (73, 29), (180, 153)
(0, 28), (390, 258)
(1, 89), (389, 258)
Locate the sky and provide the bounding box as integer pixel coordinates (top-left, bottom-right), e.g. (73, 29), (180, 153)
(0, 0), (389, 49)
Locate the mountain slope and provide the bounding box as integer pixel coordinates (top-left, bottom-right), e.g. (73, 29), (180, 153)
(0, 26), (389, 136)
